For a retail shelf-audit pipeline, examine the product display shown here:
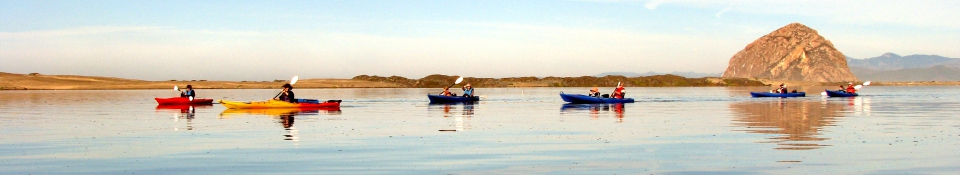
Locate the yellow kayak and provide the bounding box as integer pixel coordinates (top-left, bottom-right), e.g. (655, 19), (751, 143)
(219, 100), (341, 109)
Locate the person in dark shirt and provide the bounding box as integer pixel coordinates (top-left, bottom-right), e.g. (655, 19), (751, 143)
(274, 83), (296, 103)
(180, 85), (196, 98)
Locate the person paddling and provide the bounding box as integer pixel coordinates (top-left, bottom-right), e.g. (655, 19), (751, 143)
(180, 85), (196, 98)
(611, 84), (625, 99)
(775, 83), (788, 93)
(845, 82), (857, 93)
(461, 84), (475, 97)
(273, 83), (296, 103)
(588, 87), (601, 97)
(439, 87), (453, 96)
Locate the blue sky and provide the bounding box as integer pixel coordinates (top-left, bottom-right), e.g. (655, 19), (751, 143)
(2, 0), (959, 81)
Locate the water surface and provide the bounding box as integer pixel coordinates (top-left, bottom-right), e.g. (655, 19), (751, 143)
(2, 86), (959, 174)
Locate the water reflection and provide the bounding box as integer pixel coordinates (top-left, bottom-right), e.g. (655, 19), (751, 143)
(218, 108), (341, 118)
(218, 108), (341, 143)
(560, 103), (626, 123)
(429, 102), (476, 131)
(729, 99), (844, 150)
(156, 104), (212, 131)
(842, 97), (872, 115)
(279, 114), (297, 141)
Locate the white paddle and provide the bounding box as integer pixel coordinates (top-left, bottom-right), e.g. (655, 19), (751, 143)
(447, 76), (464, 88)
(854, 81), (871, 90)
(441, 77), (465, 96)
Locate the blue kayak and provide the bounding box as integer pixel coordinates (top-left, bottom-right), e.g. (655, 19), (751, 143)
(427, 94), (479, 103)
(560, 93), (635, 103)
(750, 92), (806, 97)
(825, 90), (858, 97)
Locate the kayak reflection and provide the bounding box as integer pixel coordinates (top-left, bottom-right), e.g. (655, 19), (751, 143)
(729, 99), (844, 150)
(218, 108), (340, 143)
(429, 102), (477, 131)
(218, 108), (341, 118)
(560, 103), (625, 123)
(156, 104), (211, 131)
(156, 104), (213, 113)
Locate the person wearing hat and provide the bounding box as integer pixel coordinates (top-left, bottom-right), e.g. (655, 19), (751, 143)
(588, 87), (601, 97)
(180, 85), (196, 98)
(274, 83), (296, 103)
(461, 83), (475, 97)
(845, 82), (857, 93)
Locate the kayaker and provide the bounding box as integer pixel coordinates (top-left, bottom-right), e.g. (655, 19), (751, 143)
(461, 84), (474, 97)
(611, 84), (625, 99)
(274, 83), (296, 103)
(588, 87), (600, 97)
(440, 87), (453, 96)
(180, 85), (196, 98)
(775, 83), (787, 93)
(845, 82), (857, 93)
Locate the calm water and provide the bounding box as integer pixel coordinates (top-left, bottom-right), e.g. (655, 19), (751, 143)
(2, 86), (960, 174)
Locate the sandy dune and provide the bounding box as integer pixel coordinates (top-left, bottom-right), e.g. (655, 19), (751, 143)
(0, 72), (401, 90)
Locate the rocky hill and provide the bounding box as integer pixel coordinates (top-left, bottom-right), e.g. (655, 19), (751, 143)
(721, 23), (858, 82)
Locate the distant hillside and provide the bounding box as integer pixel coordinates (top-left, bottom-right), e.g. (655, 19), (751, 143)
(847, 53), (960, 81)
(595, 71), (720, 78)
(0, 72), (400, 90)
(353, 74), (765, 87)
(847, 53), (960, 70)
(852, 65), (960, 82)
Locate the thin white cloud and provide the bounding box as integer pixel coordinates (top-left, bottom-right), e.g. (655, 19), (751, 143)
(644, 0), (669, 10)
(715, 4), (732, 18)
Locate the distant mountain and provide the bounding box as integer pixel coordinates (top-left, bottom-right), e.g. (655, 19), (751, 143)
(595, 71), (720, 78)
(846, 53), (960, 70)
(847, 53), (960, 81)
(852, 65), (960, 82)
(721, 23), (857, 82)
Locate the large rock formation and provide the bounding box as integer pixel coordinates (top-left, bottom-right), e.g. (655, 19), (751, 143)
(721, 23), (858, 82)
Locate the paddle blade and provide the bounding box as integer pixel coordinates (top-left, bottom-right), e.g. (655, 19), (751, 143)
(189, 96), (194, 101)
(863, 81), (871, 86)
(617, 82), (621, 86)
(821, 92), (828, 96)
(455, 77), (464, 84)
(290, 76), (299, 85)
(854, 85), (863, 90)
(174, 86), (179, 91)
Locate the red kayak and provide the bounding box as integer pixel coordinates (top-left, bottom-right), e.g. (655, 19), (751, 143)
(155, 97), (214, 105)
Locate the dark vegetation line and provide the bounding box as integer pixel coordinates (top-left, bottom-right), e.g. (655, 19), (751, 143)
(352, 74), (766, 88)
